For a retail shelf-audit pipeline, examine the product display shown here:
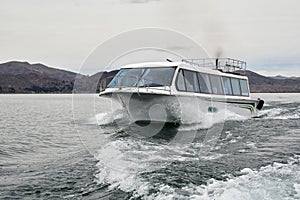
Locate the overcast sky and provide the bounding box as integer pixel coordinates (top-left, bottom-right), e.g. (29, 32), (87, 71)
(1, 0), (300, 76)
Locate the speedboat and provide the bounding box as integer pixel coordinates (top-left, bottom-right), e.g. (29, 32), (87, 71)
(99, 58), (264, 124)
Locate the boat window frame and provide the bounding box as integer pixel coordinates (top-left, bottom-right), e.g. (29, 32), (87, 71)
(197, 72), (212, 94)
(230, 77), (242, 96)
(108, 66), (176, 88)
(175, 68), (187, 92)
(222, 76), (233, 96)
(137, 66), (176, 88)
(209, 74), (224, 95)
(183, 69), (201, 93)
(107, 68), (145, 88)
(239, 79), (250, 97)
(175, 67), (250, 97)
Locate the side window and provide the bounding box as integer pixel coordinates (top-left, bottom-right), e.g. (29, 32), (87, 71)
(231, 78), (241, 96)
(198, 73), (212, 94)
(183, 70), (200, 93)
(222, 77), (232, 95)
(176, 69), (186, 91)
(210, 75), (224, 95)
(240, 79), (249, 96)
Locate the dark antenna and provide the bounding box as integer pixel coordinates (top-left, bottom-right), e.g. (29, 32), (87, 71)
(215, 58), (219, 69)
(166, 59), (173, 62)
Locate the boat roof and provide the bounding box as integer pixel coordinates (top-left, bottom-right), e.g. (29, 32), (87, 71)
(120, 61), (248, 80)
(120, 61), (182, 69)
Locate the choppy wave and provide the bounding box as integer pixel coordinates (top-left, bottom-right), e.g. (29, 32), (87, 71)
(89, 96), (300, 199)
(186, 156), (300, 200)
(94, 139), (171, 195)
(93, 101), (300, 199)
(94, 136), (224, 195)
(257, 105), (300, 120)
(2, 94), (300, 199)
(84, 109), (125, 126)
(95, 154), (300, 199)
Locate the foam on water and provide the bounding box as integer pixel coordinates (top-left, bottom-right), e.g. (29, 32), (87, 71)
(84, 110), (125, 125)
(94, 136), (226, 196)
(94, 140), (149, 193)
(95, 154), (300, 199)
(279, 113), (299, 120)
(94, 139), (167, 196)
(225, 110), (249, 121)
(175, 109), (249, 144)
(256, 106), (300, 120)
(94, 133), (237, 198)
(92, 95), (300, 199)
(294, 183), (300, 198)
(2, 94), (300, 199)
(193, 157), (300, 200)
(257, 107), (286, 118)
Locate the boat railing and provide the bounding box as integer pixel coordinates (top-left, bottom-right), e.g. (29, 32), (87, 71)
(99, 75), (172, 94)
(182, 58), (247, 74)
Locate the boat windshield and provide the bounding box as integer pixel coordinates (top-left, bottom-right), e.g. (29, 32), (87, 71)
(107, 67), (176, 88)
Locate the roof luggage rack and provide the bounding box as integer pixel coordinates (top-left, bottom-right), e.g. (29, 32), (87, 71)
(182, 58), (247, 74)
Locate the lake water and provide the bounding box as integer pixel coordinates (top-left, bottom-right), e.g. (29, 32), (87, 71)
(0, 93), (299, 199)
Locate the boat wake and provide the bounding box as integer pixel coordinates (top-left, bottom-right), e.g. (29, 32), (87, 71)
(94, 137), (300, 199)
(184, 156), (300, 200)
(94, 137), (226, 198)
(92, 100), (300, 199)
(256, 102), (300, 120)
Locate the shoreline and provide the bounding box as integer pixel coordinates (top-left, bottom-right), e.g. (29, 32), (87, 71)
(0, 92), (299, 95)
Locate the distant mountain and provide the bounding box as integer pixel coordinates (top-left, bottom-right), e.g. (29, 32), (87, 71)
(0, 61), (77, 81)
(244, 70), (300, 93)
(271, 75), (298, 80)
(0, 61), (117, 93)
(0, 61), (77, 93)
(0, 61), (299, 93)
(271, 75), (289, 80)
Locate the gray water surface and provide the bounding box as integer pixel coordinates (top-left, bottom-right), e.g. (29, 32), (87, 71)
(0, 94), (299, 199)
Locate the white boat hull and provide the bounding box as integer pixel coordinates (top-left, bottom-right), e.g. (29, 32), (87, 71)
(103, 92), (259, 124)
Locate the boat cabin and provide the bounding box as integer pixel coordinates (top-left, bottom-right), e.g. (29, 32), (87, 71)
(103, 58), (250, 98)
